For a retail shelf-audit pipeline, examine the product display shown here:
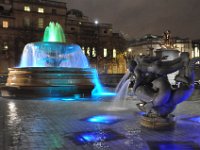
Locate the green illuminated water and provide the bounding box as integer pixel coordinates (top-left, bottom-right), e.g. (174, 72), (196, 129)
(43, 22), (66, 43)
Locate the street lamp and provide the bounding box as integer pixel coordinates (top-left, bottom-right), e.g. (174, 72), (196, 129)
(94, 20), (99, 25)
(128, 48), (132, 52)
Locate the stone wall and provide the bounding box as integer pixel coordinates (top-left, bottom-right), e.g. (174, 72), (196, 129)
(99, 74), (124, 87)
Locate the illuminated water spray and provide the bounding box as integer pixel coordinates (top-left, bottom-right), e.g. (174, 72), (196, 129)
(43, 22), (66, 43)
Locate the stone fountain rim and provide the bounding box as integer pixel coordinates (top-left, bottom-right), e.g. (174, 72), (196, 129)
(8, 67), (95, 72)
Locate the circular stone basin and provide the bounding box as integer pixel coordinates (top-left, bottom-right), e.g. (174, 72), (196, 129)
(1, 67), (95, 98)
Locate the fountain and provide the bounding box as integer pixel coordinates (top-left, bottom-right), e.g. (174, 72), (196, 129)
(1, 22), (108, 98)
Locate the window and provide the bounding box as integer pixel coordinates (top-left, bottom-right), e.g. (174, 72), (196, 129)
(3, 42), (8, 51)
(113, 49), (116, 58)
(87, 47), (90, 56)
(194, 47), (200, 57)
(38, 8), (44, 13)
(71, 27), (75, 31)
(192, 50), (194, 58)
(23, 17), (30, 27)
(4, 0), (10, 4)
(92, 47), (96, 57)
(104, 48), (107, 57)
(82, 47), (85, 54)
(2, 21), (8, 28)
(24, 6), (30, 12)
(38, 18), (44, 29)
(52, 9), (57, 14)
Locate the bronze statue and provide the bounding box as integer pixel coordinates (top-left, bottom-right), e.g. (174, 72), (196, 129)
(163, 30), (171, 46)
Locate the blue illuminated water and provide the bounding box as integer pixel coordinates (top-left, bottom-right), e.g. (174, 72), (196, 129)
(19, 43), (89, 68)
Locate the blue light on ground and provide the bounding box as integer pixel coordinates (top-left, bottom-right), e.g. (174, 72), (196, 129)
(45, 97), (76, 101)
(68, 129), (125, 145)
(61, 98), (76, 101)
(84, 115), (122, 124)
(148, 141), (200, 150)
(187, 116), (200, 123)
(138, 111), (146, 116)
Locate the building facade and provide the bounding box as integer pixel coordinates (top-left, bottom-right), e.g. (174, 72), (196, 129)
(66, 9), (127, 74)
(0, 0), (127, 74)
(126, 33), (195, 59)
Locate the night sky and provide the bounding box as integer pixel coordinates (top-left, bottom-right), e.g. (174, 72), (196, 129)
(63, 0), (200, 40)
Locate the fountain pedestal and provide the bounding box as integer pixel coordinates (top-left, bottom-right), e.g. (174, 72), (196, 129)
(1, 67), (95, 98)
(140, 114), (175, 130)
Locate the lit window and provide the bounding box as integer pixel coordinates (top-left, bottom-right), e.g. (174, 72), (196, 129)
(38, 18), (44, 29)
(87, 47), (90, 56)
(104, 48), (107, 57)
(113, 49), (116, 58)
(38, 8), (44, 13)
(2, 21), (8, 28)
(195, 47), (200, 57)
(24, 6), (31, 12)
(82, 47), (85, 54)
(3, 42), (8, 50)
(92, 47), (96, 57)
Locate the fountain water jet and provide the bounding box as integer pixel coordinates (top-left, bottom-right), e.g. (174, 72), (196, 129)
(43, 22), (66, 43)
(114, 79), (130, 101)
(1, 22), (114, 98)
(115, 71), (131, 93)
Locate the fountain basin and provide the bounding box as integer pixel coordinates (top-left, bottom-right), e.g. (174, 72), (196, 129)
(1, 67), (95, 98)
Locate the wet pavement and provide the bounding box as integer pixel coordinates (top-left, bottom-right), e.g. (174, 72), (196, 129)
(0, 89), (200, 150)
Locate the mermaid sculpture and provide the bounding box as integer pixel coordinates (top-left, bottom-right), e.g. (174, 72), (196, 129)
(129, 51), (198, 129)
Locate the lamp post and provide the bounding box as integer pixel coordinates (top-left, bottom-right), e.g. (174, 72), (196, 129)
(94, 19), (100, 72)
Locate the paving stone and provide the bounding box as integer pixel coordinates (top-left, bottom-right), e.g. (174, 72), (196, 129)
(0, 89), (199, 149)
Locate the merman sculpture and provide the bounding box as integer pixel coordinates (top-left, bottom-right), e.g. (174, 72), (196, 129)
(128, 50), (199, 129)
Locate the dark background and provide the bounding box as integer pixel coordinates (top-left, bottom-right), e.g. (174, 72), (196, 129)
(61, 0), (200, 39)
